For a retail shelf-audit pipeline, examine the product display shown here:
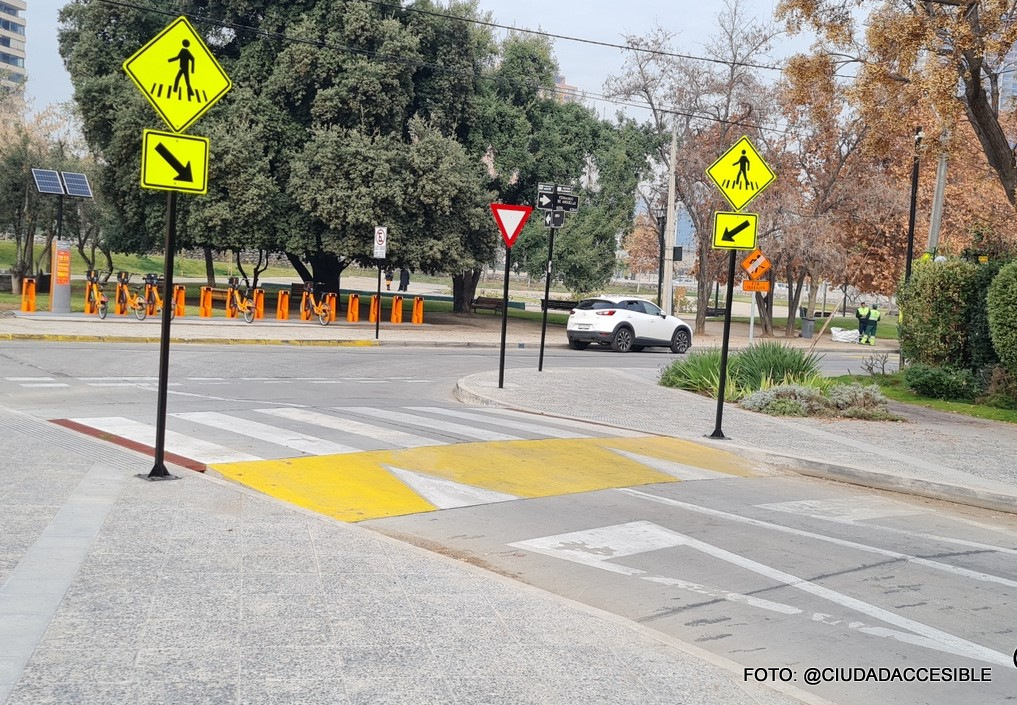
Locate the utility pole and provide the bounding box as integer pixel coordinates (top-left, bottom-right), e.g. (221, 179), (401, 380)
(661, 124), (678, 314)
(904, 127), (923, 284)
(926, 131), (948, 255)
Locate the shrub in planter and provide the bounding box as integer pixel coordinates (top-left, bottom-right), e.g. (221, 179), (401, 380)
(902, 364), (978, 400)
(730, 341), (822, 389)
(826, 383), (889, 410)
(739, 384), (832, 416)
(988, 261), (1017, 376)
(897, 259), (978, 368)
(977, 365), (1017, 410)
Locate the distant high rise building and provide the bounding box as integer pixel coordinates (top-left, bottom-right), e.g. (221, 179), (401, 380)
(0, 0), (26, 90)
(552, 74), (581, 105)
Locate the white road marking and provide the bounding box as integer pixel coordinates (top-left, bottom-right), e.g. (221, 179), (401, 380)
(513, 521), (1012, 666)
(758, 498), (924, 523)
(609, 449), (734, 481)
(386, 466), (518, 509)
(86, 383), (137, 388)
(172, 411), (358, 455)
(408, 407), (588, 439)
(255, 408), (442, 448)
(187, 377), (226, 381)
(477, 408), (647, 437)
(341, 407), (522, 442)
(78, 377), (158, 381)
(620, 489), (1017, 589)
(5, 377), (54, 382)
(21, 383), (70, 388)
(760, 499), (1017, 557)
(70, 416), (259, 464)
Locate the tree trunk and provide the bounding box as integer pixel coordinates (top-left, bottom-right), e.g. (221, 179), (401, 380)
(308, 252), (346, 294)
(756, 287), (774, 337)
(452, 268), (482, 313)
(203, 246), (216, 286)
(286, 252), (312, 283)
(783, 270), (808, 337)
(101, 246), (114, 284)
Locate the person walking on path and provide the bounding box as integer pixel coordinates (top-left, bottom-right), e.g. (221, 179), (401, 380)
(398, 268), (410, 292)
(855, 301), (870, 344)
(384, 269), (394, 291)
(863, 304), (881, 345)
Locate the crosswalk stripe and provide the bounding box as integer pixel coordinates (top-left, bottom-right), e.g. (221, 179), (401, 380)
(407, 406), (588, 439)
(70, 416), (259, 464)
(476, 408), (647, 437)
(5, 377), (55, 382)
(340, 407), (523, 442)
(256, 408), (442, 448)
(21, 383), (70, 388)
(172, 411), (359, 455)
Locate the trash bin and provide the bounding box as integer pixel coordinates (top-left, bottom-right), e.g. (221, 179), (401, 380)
(801, 317), (815, 339)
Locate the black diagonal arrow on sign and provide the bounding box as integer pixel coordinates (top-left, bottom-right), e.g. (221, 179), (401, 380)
(722, 219), (750, 242)
(155, 143), (193, 182)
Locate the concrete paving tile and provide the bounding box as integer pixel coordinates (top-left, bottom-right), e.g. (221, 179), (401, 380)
(447, 676), (552, 705)
(156, 571), (242, 596)
(317, 553), (395, 575)
(328, 617), (422, 646)
(132, 646), (240, 681)
(161, 553), (243, 574)
(415, 617), (518, 648)
(149, 594), (240, 621)
(242, 594), (329, 621)
(56, 591), (154, 620)
(338, 645), (443, 681)
(144, 678), (240, 705)
(344, 676), (456, 705)
(324, 573), (407, 597)
(143, 618), (241, 647)
(4, 678), (144, 705)
(239, 645), (344, 680)
(243, 572), (323, 595)
(163, 536), (243, 555)
(41, 614), (149, 649)
(239, 678), (350, 705)
(243, 552), (319, 574)
(19, 646), (140, 684)
(407, 592), (498, 619)
(325, 597), (417, 623)
(241, 617), (334, 647)
(430, 642), (531, 678)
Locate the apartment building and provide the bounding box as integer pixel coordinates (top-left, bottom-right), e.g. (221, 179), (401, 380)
(0, 0), (26, 89)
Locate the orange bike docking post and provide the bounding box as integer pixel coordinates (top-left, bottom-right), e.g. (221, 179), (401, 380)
(276, 290), (289, 320)
(84, 283), (97, 314)
(173, 285), (186, 317)
(411, 296), (424, 324)
(300, 290), (311, 321)
(199, 286), (213, 317)
(144, 281), (157, 316)
(20, 277), (36, 313)
(253, 289), (265, 320)
(390, 295), (403, 324)
(346, 293), (360, 322)
(369, 294), (380, 323)
(225, 282), (237, 318)
(326, 293), (338, 322)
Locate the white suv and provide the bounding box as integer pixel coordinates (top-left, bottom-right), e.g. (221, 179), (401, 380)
(566, 296), (693, 353)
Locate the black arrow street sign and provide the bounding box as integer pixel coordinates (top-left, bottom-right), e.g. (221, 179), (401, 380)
(538, 193), (554, 209)
(544, 211), (553, 227)
(722, 219), (750, 242)
(155, 143), (193, 182)
(556, 192), (579, 212)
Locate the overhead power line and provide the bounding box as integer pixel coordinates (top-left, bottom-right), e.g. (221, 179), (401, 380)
(91, 0), (790, 135)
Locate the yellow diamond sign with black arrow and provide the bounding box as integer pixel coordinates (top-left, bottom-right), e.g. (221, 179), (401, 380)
(713, 211), (758, 250)
(707, 136), (776, 211)
(141, 129), (209, 195)
(123, 16), (232, 134)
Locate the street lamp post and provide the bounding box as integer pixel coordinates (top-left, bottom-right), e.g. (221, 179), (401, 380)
(904, 126), (923, 284)
(655, 208), (666, 307)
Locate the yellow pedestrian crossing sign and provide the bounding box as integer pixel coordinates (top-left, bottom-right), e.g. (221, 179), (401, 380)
(712, 211), (758, 250)
(706, 136), (776, 211)
(140, 129), (210, 195)
(123, 16), (232, 134)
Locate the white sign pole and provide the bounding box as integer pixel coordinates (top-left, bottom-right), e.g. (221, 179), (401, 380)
(749, 292), (755, 343)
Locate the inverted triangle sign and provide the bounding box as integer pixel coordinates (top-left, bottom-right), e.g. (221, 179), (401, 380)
(490, 204), (533, 248)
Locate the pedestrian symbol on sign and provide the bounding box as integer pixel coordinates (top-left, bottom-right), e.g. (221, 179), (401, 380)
(706, 136), (776, 211)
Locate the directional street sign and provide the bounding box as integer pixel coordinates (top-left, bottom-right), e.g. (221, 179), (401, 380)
(712, 211), (758, 250)
(123, 16), (233, 134)
(707, 136), (776, 211)
(555, 187), (579, 212)
(544, 210), (564, 228)
(490, 204), (533, 248)
(141, 129), (209, 195)
(537, 183), (556, 211)
(740, 248), (771, 280)
(742, 280), (771, 293)
(373, 226), (388, 259)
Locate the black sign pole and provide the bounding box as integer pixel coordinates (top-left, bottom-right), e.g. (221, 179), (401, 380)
(376, 264), (382, 340)
(538, 224), (556, 372)
(147, 191), (178, 479)
(709, 250), (737, 440)
(498, 245), (512, 389)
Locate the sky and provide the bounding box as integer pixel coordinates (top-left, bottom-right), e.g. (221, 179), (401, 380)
(24, 0), (789, 115)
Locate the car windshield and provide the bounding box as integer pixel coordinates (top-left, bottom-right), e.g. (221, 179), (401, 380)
(576, 299), (616, 310)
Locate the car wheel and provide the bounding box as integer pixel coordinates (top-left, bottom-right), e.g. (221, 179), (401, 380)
(611, 326), (634, 353)
(568, 339), (589, 350)
(630, 345), (644, 352)
(670, 328), (691, 354)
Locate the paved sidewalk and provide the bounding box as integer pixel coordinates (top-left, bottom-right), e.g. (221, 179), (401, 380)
(456, 368), (1017, 516)
(0, 406), (825, 705)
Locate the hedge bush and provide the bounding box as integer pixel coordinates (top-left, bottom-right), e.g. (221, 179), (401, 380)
(897, 259), (978, 368)
(902, 364), (979, 400)
(988, 261), (1017, 376)
(968, 260), (1008, 371)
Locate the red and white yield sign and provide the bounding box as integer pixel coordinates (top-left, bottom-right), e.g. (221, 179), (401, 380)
(490, 204), (533, 248)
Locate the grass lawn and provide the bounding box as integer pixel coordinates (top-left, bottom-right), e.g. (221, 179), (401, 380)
(730, 314), (899, 340)
(831, 373), (1017, 424)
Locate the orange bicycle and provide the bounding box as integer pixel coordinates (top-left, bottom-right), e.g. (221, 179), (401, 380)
(140, 273), (174, 321)
(302, 281), (330, 326)
(116, 272), (148, 320)
(86, 270), (109, 319)
(227, 277), (256, 323)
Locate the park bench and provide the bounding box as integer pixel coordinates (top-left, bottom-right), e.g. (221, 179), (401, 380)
(471, 296), (503, 314)
(541, 299), (578, 312)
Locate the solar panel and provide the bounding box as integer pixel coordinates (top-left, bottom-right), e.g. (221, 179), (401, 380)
(61, 172), (94, 198)
(32, 168), (64, 195)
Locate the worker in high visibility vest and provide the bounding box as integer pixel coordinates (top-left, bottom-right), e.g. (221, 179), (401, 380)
(863, 304), (882, 345)
(855, 302), (870, 344)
